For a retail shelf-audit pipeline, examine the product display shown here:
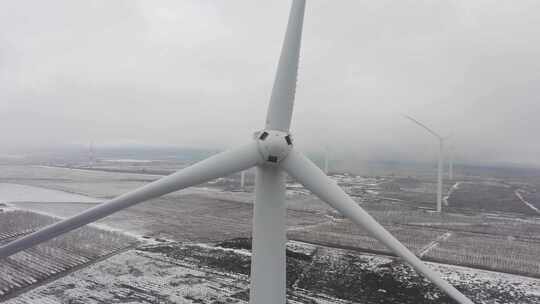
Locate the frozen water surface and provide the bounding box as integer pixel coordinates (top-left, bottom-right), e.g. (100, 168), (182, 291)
(0, 183), (100, 204)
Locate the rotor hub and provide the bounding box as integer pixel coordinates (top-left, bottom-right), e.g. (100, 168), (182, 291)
(254, 130), (293, 164)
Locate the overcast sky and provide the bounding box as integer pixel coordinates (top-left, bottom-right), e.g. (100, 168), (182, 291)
(1, 0), (539, 166)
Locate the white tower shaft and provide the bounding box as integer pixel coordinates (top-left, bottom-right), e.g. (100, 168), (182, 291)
(324, 149), (329, 174)
(437, 139), (443, 212)
(449, 153), (454, 180)
(249, 166), (287, 304)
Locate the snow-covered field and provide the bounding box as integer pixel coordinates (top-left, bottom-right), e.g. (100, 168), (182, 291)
(0, 210), (138, 300)
(0, 183), (99, 204)
(4, 241), (540, 304)
(2, 164), (540, 303)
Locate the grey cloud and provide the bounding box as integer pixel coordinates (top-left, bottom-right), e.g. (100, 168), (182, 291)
(1, 1), (539, 166)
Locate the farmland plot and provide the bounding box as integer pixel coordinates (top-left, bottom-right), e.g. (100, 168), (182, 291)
(406, 215), (540, 241)
(368, 207), (540, 242)
(3, 165), (540, 301)
(0, 183), (100, 204)
(0, 210), (138, 300)
(447, 182), (538, 215)
(288, 209), (540, 278)
(288, 219), (445, 255)
(426, 232), (540, 278)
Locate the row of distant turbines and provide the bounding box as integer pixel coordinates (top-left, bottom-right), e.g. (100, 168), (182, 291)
(239, 116), (456, 214)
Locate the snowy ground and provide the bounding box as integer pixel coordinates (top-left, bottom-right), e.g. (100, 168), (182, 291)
(2, 164), (540, 303)
(4, 241), (540, 304)
(0, 183), (99, 204)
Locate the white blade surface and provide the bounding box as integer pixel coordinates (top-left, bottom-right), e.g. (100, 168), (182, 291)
(404, 115), (442, 139)
(0, 142), (262, 259)
(265, 0), (306, 132)
(280, 149), (475, 304)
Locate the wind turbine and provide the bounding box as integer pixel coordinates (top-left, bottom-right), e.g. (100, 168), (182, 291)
(0, 1), (474, 304)
(88, 141), (95, 168)
(240, 170), (246, 189)
(448, 146), (454, 180)
(323, 146), (330, 174)
(404, 115), (448, 213)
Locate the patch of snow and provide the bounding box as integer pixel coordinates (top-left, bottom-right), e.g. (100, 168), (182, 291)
(193, 243), (251, 256)
(365, 189), (379, 196)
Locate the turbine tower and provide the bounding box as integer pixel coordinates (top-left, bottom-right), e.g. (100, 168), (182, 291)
(0, 2), (474, 304)
(448, 146), (454, 180)
(240, 170), (246, 189)
(323, 146), (330, 174)
(404, 115), (446, 213)
(88, 141), (95, 168)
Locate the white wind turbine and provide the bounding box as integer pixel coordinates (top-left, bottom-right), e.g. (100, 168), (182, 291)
(448, 146), (454, 180)
(0, 2), (474, 304)
(323, 146), (330, 174)
(240, 170), (246, 189)
(88, 141), (95, 168)
(404, 115), (448, 213)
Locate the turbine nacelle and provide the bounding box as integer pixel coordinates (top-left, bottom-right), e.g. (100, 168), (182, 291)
(254, 130), (293, 165)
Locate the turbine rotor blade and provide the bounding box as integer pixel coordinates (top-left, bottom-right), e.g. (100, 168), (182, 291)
(265, 0), (306, 132)
(404, 115), (442, 139)
(0, 142), (262, 259)
(280, 150), (475, 304)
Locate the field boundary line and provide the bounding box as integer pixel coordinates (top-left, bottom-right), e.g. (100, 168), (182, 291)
(0, 244), (137, 302)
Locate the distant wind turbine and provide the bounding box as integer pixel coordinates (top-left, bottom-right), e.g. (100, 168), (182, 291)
(0, 2), (474, 303)
(88, 141), (95, 168)
(448, 146), (454, 181)
(323, 146), (330, 174)
(404, 115), (448, 213)
(240, 170), (246, 189)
